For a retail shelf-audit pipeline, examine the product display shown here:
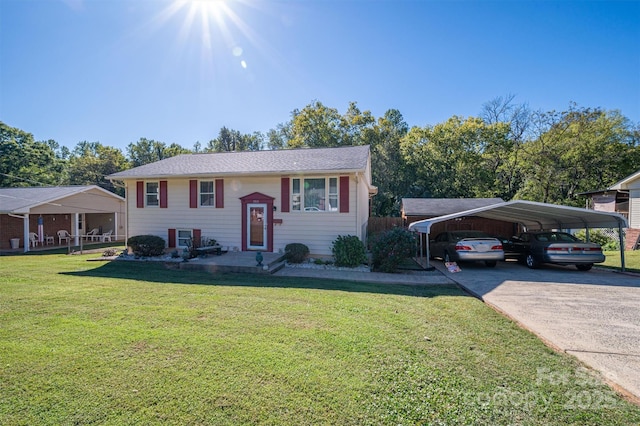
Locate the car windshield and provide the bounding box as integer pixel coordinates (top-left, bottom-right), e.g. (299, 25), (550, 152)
(534, 232), (580, 243)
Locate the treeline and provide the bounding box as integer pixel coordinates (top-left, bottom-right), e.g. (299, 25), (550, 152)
(1, 96), (639, 216)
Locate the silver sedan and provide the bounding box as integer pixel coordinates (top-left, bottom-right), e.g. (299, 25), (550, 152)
(430, 231), (505, 267)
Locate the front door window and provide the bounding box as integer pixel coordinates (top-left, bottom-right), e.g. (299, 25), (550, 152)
(248, 204), (267, 250)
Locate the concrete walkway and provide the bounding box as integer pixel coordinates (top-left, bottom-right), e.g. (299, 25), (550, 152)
(432, 260), (640, 405)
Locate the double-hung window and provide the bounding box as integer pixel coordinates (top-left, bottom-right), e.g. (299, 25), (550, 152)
(291, 177), (338, 212)
(200, 181), (215, 207)
(177, 230), (193, 248)
(146, 182), (159, 206)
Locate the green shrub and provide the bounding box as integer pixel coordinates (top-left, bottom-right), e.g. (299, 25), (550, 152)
(332, 235), (367, 267)
(574, 229), (619, 250)
(127, 235), (166, 257)
(371, 227), (416, 273)
(285, 243), (309, 263)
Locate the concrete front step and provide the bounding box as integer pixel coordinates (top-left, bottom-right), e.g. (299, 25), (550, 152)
(172, 252), (287, 275)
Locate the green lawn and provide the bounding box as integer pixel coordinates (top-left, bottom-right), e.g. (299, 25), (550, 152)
(1, 254), (638, 425)
(602, 250), (640, 273)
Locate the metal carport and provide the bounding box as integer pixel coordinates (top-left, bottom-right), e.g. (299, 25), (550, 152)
(407, 200), (629, 271)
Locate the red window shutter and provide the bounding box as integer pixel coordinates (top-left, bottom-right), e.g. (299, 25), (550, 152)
(281, 177), (290, 213)
(136, 181), (144, 208)
(340, 176), (349, 213)
(160, 181), (168, 208)
(215, 179), (224, 208)
(193, 229), (201, 247)
(189, 180), (198, 208)
(168, 229), (176, 248)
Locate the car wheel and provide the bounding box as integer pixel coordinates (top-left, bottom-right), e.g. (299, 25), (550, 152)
(525, 253), (539, 269)
(576, 264), (593, 271)
(444, 251), (451, 263)
(485, 260), (497, 267)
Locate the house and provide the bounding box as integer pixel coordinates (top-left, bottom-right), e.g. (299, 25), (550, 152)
(401, 197), (515, 236)
(0, 185), (126, 252)
(107, 145), (377, 256)
(583, 169), (640, 250)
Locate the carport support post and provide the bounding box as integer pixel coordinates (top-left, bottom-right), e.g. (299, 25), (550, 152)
(619, 222), (626, 272)
(22, 213), (29, 253)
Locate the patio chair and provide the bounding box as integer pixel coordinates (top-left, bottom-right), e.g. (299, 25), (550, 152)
(85, 228), (99, 241)
(101, 230), (113, 242)
(57, 230), (71, 245)
(29, 232), (39, 247)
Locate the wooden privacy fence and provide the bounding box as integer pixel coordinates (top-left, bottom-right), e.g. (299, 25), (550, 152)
(367, 217), (404, 236)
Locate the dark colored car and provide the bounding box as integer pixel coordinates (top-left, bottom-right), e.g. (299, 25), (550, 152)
(504, 231), (605, 271)
(430, 230), (504, 267)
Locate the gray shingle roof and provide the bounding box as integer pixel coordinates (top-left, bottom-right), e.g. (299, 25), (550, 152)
(107, 145), (371, 179)
(402, 197), (504, 217)
(0, 185), (120, 213)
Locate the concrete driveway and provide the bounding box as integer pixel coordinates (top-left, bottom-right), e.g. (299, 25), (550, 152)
(434, 260), (640, 404)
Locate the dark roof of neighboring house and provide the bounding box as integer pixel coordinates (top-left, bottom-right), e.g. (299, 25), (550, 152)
(0, 185), (123, 214)
(402, 197), (505, 217)
(107, 145), (371, 180)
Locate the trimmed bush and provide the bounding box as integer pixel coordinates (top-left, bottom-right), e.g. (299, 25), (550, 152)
(371, 227), (416, 273)
(332, 235), (367, 267)
(127, 235), (166, 257)
(285, 243), (309, 264)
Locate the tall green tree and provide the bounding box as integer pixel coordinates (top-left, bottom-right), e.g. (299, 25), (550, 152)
(400, 116), (510, 199)
(127, 138), (190, 167)
(0, 122), (65, 187)
(515, 106), (639, 206)
(286, 101), (344, 148)
(369, 109), (411, 216)
(66, 141), (129, 195)
(205, 127), (263, 152)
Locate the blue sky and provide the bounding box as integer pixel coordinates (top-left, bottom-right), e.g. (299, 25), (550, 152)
(1, 0), (639, 152)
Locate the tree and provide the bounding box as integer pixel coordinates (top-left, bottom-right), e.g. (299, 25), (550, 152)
(0, 122), (65, 187)
(369, 109), (411, 216)
(400, 116), (510, 199)
(205, 127), (263, 152)
(127, 138), (190, 166)
(287, 101), (344, 148)
(516, 105), (640, 206)
(66, 141), (129, 195)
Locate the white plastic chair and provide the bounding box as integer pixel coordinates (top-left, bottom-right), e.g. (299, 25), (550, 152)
(29, 232), (39, 247)
(85, 228), (99, 241)
(57, 230), (71, 245)
(101, 230), (113, 242)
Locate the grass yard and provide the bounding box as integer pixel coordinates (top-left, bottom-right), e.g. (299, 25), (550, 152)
(601, 250), (640, 273)
(1, 254), (639, 425)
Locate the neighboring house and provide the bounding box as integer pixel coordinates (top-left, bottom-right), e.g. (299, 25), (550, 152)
(584, 169), (640, 250)
(107, 145), (377, 256)
(401, 197), (515, 236)
(0, 185), (126, 252)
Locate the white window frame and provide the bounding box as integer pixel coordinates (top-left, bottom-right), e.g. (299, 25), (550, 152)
(146, 181), (159, 207)
(177, 229), (193, 248)
(199, 180), (215, 207)
(291, 177), (339, 213)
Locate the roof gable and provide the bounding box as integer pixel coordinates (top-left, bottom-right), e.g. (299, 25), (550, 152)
(609, 169), (640, 190)
(0, 185), (123, 214)
(107, 145), (371, 180)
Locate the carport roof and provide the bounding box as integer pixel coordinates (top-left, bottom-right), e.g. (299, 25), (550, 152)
(0, 185), (124, 214)
(408, 200), (629, 234)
